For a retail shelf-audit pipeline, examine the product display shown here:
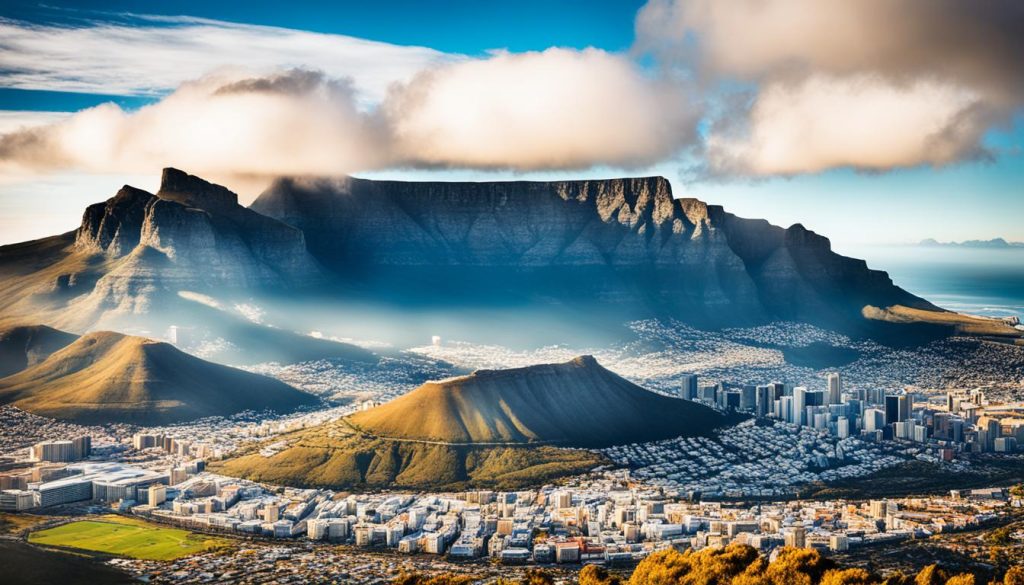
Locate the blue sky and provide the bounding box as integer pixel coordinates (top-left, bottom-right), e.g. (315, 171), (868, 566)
(0, 0), (1022, 247)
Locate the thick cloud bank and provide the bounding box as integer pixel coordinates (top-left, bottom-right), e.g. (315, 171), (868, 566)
(637, 0), (1024, 177)
(0, 49), (697, 180)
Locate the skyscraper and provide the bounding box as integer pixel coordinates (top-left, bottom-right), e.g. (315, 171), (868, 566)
(898, 395), (910, 422)
(885, 395), (900, 425)
(793, 387), (809, 426)
(680, 374), (698, 400)
(755, 385), (772, 418)
(826, 373), (842, 405)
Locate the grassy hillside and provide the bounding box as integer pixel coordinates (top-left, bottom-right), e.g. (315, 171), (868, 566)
(213, 419), (604, 491)
(349, 355), (723, 448)
(0, 331), (318, 425)
(0, 324), (78, 377)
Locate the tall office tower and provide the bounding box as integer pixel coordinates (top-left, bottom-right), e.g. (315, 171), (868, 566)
(740, 385), (756, 412)
(780, 396), (793, 422)
(793, 387), (808, 426)
(869, 388), (886, 406)
(826, 373), (842, 405)
(769, 382), (786, 401)
(680, 374), (698, 400)
(837, 416), (850, 439)
(885, 395), (900, 425)
(898, 395), (910, 422)
(864, 408), (886, 432)
(755, 385), (772, 417)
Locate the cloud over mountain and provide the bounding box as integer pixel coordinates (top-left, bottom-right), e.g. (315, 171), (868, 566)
(0, 50), (699, 181)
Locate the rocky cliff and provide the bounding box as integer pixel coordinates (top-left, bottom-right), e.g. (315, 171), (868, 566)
(252, 175), (937, 331)
(67, 169), (322, 320)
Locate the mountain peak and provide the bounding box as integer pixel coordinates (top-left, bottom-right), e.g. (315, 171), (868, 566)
(348, 355), (722, 447)
(157, 167), (238, 212)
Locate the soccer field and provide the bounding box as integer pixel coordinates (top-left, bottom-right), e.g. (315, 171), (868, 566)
(28, 515), (228, 561)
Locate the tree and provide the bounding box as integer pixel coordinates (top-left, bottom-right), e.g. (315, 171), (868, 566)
(821, 568), (877, 585)
(580, 564), (625, 585)
(945, 575), (975, 585)
(1004, 566), (1024, 585)
(915, 565), (950, 585)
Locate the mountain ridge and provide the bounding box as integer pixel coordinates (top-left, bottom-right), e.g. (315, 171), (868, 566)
(251, 174), (940, 334)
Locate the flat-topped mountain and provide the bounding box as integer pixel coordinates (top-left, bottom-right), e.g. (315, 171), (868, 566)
(1, 168), (1014, 341)
(252, 175), (940, 333)
(0, 324), (78, 377)
(0, 331), (318, 425)
(349, 355), (721, 447)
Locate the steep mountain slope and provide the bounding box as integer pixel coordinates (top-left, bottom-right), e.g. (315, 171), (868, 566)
(0, 169), (320, 331)
(0, 331), (318, 425)
(251, 175), (942, 333)
(349, 355), (721, 447)
(0, 324), (78, 377)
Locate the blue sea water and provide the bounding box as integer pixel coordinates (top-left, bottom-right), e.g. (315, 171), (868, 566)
(846, 245), (1024, 322)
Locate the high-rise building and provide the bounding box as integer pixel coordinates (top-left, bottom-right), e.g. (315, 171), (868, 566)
(793, 387), (808, 426)
(680, 374), (698, 400)
(864, 408), (885, 432)
(739, 385), (756, 412)
(826, 373), (842, 405)
(898, 395), (911, 422)
(755, 385), (772, 418)
(836, 416), (850, 439)
(884, 395), (900, 425)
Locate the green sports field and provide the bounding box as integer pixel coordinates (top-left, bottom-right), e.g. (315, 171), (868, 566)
(28, 515), (228, 560)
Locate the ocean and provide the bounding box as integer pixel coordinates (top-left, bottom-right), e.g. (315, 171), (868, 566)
(846, 245), (1024, 322)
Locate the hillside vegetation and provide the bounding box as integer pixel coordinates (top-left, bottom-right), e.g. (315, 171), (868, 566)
(213, 420), (604, 491)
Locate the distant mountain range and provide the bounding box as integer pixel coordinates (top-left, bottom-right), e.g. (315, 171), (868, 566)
(918, 238), (1024, 249)
(215, 356), (718, 490)
(0, 168), (976, 346)
(0, 329), (317, 425)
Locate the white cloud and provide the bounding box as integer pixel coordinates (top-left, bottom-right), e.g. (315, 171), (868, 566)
(636, 0), (1024, 177)
(0, 15), (452, 103)
(706, 75), (987, 176)
(0, 51), (700, 182)
(385, 48), (697, 170)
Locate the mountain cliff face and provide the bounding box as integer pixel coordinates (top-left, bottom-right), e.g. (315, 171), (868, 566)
(3, 169), (322, 328)
(0, 169), (949, 337)
(252, 175), (936, 331)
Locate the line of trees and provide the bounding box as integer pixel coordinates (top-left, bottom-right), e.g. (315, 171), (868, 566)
(393, 544), (1024, 585)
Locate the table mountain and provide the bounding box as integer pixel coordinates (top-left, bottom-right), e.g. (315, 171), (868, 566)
(251, 175), (940, 333)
